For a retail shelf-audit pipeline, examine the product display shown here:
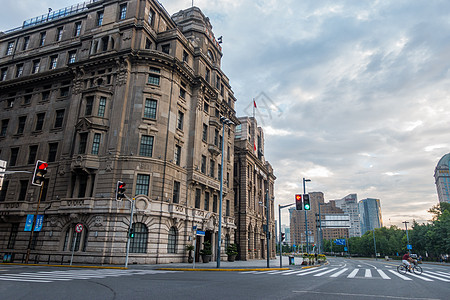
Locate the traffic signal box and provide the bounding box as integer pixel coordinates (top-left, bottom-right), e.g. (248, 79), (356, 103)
(281, 233), (286, 242)
(32, 160), (48, 186)
(303, 194), (311, 210)
(116, 181), (126, 200)
(295, 194), (302, 210)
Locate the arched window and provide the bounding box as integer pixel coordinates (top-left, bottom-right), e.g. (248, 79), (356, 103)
(130, 222), (148, 253)
(62, 223), (88, 252)
(167, 226), (177, 254)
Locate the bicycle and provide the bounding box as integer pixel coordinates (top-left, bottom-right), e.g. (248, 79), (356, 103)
(397, 261), (422, 275)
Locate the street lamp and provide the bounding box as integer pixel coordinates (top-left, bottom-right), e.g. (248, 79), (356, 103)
(279, 203), (295, 267)
(302, 178), (311, 254)
(217, 117), (234, 268)
(402, 221), (410, 254)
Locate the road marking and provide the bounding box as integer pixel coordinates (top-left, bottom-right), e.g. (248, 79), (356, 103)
(330, 268), (348, 277)
(347, 268), (359, 278)
(281, 270), (306, 275)
(297, 268), (326, 276)
(365, 269), (372, 277)
(292, 290), (440, 299)
(268, 270), (295, 275)
(255, 270), (283, 275)
(420, 272), (450, 282)
(239, 271), (258, 274)
(433, 271), (450, 278)
(357, 265), (362, 267)
(387, 270), (412, 280)
(408, 273), (433, 281)
(0, 277), (52, 283)
(313, 268), (338, 277)
(377, 269), (391, 279)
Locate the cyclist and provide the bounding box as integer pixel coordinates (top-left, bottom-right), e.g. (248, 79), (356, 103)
(402, 253), (413, 272)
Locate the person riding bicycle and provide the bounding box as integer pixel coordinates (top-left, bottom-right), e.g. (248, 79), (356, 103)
(402, 253), (413, 272)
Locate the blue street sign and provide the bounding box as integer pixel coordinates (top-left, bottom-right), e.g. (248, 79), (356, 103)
(34, 215), (44, 232)
(293, 244), (296, 247)
(407, 244), (412, 250)
(344, 247), (348, 251)
(193, 225), (197, 230)
(334, 239), (346, 246)
(196, 230), (205, 236)
(24, 214), (34, 231)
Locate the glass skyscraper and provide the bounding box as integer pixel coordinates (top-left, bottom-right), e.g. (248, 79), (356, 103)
(358, 198), (383, 235)
(434, 153), (450, 203)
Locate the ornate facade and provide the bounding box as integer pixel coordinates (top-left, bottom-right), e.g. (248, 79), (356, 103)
(0, 0), (238, 264)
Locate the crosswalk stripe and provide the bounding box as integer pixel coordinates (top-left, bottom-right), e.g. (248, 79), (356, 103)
(239, 271), (258, 274)
(408, 273), (433, 281)
(0, 277), (52, 283)
(347, 268), (359, 278)
(313, 268), (338, 277)
(255, 270), (280, 275)
(433, 271), (450, 278)
(330, 268), (348, 277)
(364, 269), (372, 278)
(281, 270), (306, 276)
(376, 269), (390, 279)
(387, 270), (412, 280)
(268, 270), (295, 275)
(297, 268), (327, 276)
(420, 272), (450, 282)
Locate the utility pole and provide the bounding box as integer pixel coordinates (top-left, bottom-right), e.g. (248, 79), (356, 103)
(25, 182), (45, 263)
(302, 178), (311, 253)
(402, 221), (410, 254)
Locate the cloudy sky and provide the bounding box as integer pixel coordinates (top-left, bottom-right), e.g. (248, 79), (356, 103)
(2, 0), (449, 227)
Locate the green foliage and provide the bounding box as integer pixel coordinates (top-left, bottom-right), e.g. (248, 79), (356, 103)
(200, 240), (212, 255)
(226, 243), (238, 256)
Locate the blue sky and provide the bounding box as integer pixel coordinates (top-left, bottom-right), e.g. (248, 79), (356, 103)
(2, 0), (449, 227)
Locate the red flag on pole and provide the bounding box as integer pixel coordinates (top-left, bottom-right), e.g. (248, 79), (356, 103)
(253, 100), (257, 108)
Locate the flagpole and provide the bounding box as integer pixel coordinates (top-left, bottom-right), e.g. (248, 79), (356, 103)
(253, 98), (255, 120)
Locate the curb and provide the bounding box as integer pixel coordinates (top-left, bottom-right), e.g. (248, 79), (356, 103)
(0, 263), (127, 269)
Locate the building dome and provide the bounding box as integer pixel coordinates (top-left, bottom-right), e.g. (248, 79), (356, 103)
(436, 153), (450, 169)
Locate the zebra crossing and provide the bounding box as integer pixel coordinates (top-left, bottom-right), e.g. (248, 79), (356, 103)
(0, 269), (180, 283)
(240, 267), (450, 282)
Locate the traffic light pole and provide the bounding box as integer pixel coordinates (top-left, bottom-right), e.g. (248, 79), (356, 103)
(124, 196), (135, 268)
(25, 181), (45, 264)
(279, 203), (295, 268)
(266, 190), (270, 268)
(303, 178), (309, 254)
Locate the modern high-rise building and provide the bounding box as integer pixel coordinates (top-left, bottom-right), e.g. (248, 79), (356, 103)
(0, 0), (241, 265)
(358, 198), (383, 235)
(234, 117), (276, 260)
(332, 194), (361, 237)
(434, 153), (450, 203)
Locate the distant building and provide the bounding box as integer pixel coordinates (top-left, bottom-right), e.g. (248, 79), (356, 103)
(332, 194), (361, 237)
(359, 198), (383, 235)
(281, 225), (291, 245)
(434, 153), (450, 203)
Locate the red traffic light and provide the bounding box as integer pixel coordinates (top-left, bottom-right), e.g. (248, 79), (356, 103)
(32, 160), (48, 186)
(116, 181), (126, 200)
(295, 194), (303, 210)
(38, 162), (48, 170)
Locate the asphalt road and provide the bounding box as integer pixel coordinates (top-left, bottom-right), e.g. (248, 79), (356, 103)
(0, 257), (449, 300)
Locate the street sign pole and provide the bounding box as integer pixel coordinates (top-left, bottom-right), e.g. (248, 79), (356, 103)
(125, 197), (135, 268)
(70, 224), (83, 266)
(25, 181), (45, 264)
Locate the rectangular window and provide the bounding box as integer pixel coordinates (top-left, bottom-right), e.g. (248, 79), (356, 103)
(119, 4), (127, 20)
(49, 55), (58, 70)
(148, 9), (155, 26)
(17, 116), (27, 134)
(174, 145), (181, 166)
(32, 60), (40, 74)
(136, 174), (150, 196)
(74, 22), (82, 36)
(227, 146), (230, 161)
(92, 133), (101, 155)
(35, 113), (45, 131)
(48, 142), (58, 162)
(23, 94), (32, 105)
(54, 109), (65, 128)
(28, 145), (38, 164)
(1, 119), (9, 136)
(204, 192), (210, 211)
(7, 223), (19, 249)
(213, 194), (218, 213)
(7, 98), (14, 108)
(214, 129), (219, 146)
(6, 42), (14, 55)
(97, 11), (104, 26)
(148, 67), (160, 85)
(41, 90), (50, 101)
(173, 181), (180, 203)
(195, 188), (201, 209)
(227, 172), (230, 187)
(98, 97), (106, 117)
(18, 180), (28, 201)
(203, 101), (209, 113)
(15, 64), (23, 78)
(179, 82), (186, 99)
(162, 44), (170, 54)
(145, 38), (152, 49)
(216, 75), (221, 89)
(144, 99), (157, 119)
(139, 135), (154, 157)
(183, 50), (189, 63)
(201, 155), (206, 174)
(39, 32), (46, 46)
(68, 51), (77, 64)
(202, 124), (208, 142)
(0, 180), (9, 201)
(10, 148), (19, 166)
(210, 159), (215, 177)
(177, 111), (184, 130)
(56, 27), (63, 41)
(1, 68), (7, 81)
(205, 68), (210, 82)
(221, 84), (224, 96)
(226, 200), (230, 216)
(78, 133), (88, 154)
(23, 36), (30, 50)
(218, 164), (221, 180)
(85, 96), (94, 116)
(60, 87), (69, 97)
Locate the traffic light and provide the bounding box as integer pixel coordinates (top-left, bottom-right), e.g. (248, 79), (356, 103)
(295, 194), (302, 210)
(116, 181), (126, 200)
(281, 233), (285, 242)
(129, 227), (135, 238)
(303, 194), (311, 210)
(32, 160), (48, 186)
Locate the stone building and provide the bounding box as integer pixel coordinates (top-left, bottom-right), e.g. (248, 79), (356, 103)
(233, 117), (276, 260)
(0, 0), (238, 264)
(331, 194), (361, 237)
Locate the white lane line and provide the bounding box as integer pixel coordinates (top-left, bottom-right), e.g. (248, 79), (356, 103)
(268, 270), (297, 275)
(377, 269), (391, 279)
(347, 269), (359, 278)
(409, 273), (433, 281)
(433, 271), (450, 278)
(240, 271), (258, 274)
(292, 290), (441, 300)
(297, 268), (327, 276)
(0, 277), (52, 283)
(313, 268), (338, 277)
(420, 272), (450, 282)
(330, 268), (348, 277)
(281, 270), (307, 276)
(365, 269), (372, 277)
(357, 265), (362, 267)
(387, 270), (412, 281)
(254, 270), (281, 275)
